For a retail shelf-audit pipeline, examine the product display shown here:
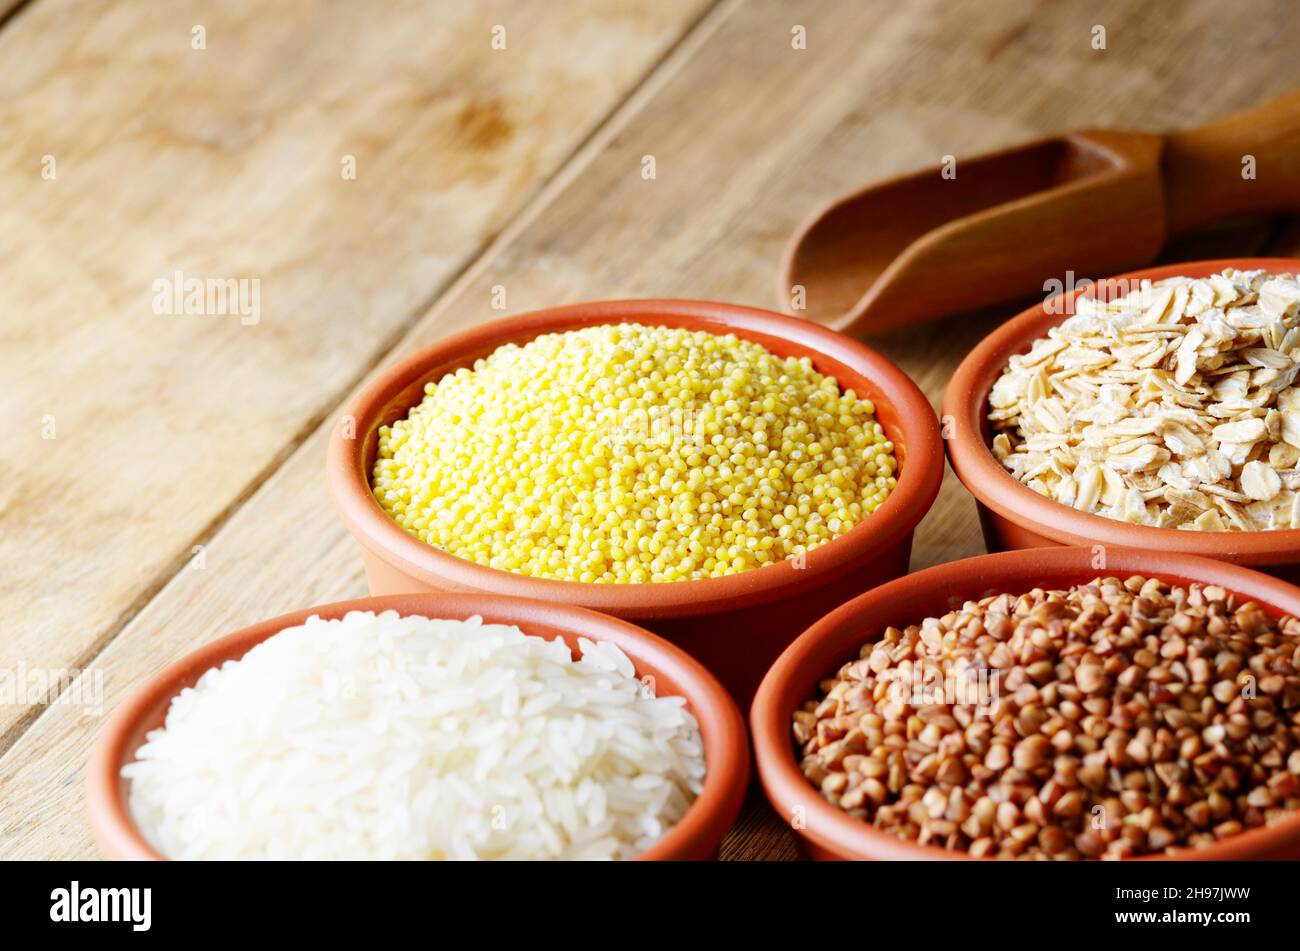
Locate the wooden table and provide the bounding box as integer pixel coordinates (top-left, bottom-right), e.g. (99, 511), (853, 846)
(2, 0), (1298, 861)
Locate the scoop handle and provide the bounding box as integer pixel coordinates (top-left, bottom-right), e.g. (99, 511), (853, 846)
(1162, 89), (1300, 235)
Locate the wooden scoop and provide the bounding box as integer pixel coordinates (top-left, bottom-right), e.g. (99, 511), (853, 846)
(779, 90), (1300, 335)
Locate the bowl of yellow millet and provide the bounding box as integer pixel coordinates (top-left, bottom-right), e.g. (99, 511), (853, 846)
(328, 300), (942, 702)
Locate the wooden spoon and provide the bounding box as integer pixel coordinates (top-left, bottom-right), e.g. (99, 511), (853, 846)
(779, 90), (1300, 335)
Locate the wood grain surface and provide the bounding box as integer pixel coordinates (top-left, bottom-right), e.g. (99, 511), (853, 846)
(0, 0), (710, 738)
(2, 0), (1298, 861)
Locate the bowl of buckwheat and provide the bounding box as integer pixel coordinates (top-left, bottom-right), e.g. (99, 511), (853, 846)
(751, 547), (1300, 860)
(944, 259), (1300, 581)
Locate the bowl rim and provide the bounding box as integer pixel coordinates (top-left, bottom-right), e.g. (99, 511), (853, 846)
(944, 257), (1300, 561)
(327, 299), (943, 619)
(87, 593), (749, 861)
(751, 546), (1300, 861)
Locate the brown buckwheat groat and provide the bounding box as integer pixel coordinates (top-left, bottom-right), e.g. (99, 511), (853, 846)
(793, 576), (1300, 859)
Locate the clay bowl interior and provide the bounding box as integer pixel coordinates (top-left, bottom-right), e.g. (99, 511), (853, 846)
(328, 300), (943, 702)
(751, 546), (1300, 861)
(88, 593), (748, 861)
(944, 258), (1300, 578)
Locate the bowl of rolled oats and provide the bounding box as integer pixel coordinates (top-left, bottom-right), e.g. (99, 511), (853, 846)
(944, 259), (1300, 580)
(750, 546), (1300, 860)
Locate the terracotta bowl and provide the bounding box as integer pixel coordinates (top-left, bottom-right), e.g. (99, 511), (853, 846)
(327, 300), (943, 704)
(88, 593), (748, 861)
(944, 258), (1300, 582)
(751, 546), (1300, 860)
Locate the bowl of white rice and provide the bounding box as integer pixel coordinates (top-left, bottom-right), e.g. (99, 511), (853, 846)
(87, 594), (748, 860)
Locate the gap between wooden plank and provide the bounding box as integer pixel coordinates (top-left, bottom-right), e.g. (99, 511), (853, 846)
(0, 0), (37, 33)
(0, 0), (738, 758)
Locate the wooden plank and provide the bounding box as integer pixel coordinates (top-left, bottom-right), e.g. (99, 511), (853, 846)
(0, 0), (714, 738)
(5, 0), (1300, 859)
(717, 787), (799, 861)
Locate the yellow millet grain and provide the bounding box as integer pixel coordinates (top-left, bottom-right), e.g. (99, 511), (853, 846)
(371, 323), (898, 583)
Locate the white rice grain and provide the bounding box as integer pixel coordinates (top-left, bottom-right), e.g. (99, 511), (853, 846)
(124, 611), (706, 860)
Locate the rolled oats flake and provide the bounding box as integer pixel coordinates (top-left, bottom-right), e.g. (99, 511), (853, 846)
(990, 269), (1300, 530)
